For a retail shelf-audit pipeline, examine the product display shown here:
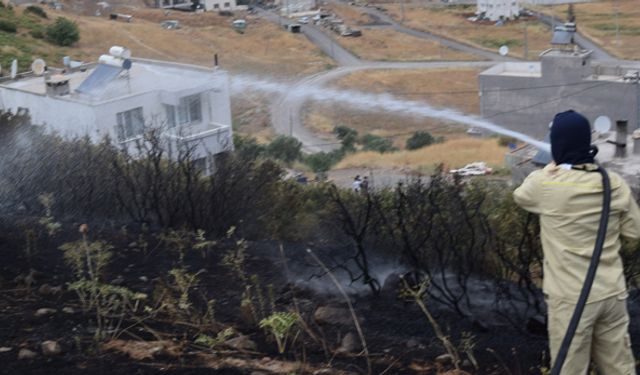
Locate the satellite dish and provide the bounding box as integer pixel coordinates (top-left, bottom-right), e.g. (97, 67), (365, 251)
(10, 59), (17, 79)
(31, 59), (46, 76)
(594, 115), (612, 134)
(499, 45), (509, 56)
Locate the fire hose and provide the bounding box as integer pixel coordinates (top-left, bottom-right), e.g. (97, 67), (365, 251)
(550, 163), (612, 375)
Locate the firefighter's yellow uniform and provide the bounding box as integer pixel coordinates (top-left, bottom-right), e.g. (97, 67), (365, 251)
(514, 162), (640, 375)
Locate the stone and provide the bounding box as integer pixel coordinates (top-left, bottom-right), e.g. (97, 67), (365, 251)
(38, 284), (62, 296)
(18, 348), (37, 360)
(41, 340), (62, 356)
(435, 353), (453, 365)
(313, 370), (334, 375)
(35, 308), (57, 317)
(0, 347), (12, 353)
(406, 338), (420, 349)
(62, 307), (75, 314)
(313, 306), (355, 325)
(225, 335), (257, 351)
(111, 276), (125, 286)
(337, 332), (360, 353)
(139, 276), (149, 282)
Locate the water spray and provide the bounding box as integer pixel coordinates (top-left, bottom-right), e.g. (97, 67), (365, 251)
(229, 75), (551, 153)
(230, 75), (624, 373)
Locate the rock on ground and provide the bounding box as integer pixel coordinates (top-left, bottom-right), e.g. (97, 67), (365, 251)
(225, 335), (257, 351)
(313, 306), (358, 326)
(34, 308), (57, 317)
(337, 332), (361, 353)
(18, 348), (37, 360)
(41, 340), (62, 356)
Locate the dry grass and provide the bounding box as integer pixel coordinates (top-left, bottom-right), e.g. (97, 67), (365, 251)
(532, 0), (640, 59)
(36, 8), (332, 77)
(231, 93), (275, 143)
(335, 137), (508, 171)
(336, 28), (477, 61)
(382, 4), (553, 60)
(323, 3), (476, 61)
(304, 68), (481, 147)
(323, 2), (376, 25)
(333, 68), (481, 114)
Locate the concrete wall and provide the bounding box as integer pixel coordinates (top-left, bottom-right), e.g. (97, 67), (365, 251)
(481, 76), (638, 139)
(480, 56), (640, 139)
(0, 89), (98, 140)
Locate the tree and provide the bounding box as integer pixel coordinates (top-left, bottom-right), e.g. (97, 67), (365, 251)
(46, 17), (79, 46)
(359, 134), (396, 153)
(405, 131), (435, 150)
(305, 150), (343, 173)
(266, 135), (302, 164)
(233, 134), (266, 161)
(333, 125), (358, 152)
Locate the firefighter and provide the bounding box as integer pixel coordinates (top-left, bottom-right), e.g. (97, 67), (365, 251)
(513, 110), (640, 375)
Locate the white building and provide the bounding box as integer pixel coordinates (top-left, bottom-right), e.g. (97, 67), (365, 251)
(0, 50), (233, 173)
(158, 0), (247, 12)
(477, 0), (520, 21)
(203, 0), (245, 11)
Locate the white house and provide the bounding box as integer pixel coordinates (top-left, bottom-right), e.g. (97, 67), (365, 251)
(157, 0), (246, 12)
(477, 0), (520, 21)
(202, 0), (238, 12)
(0, 48), (233, 173)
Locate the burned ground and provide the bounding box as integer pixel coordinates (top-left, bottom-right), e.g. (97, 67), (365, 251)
(2, 122), (640, 374)
(0, 220), (553, 375)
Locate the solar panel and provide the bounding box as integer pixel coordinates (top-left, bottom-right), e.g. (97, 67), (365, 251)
(76, 64), (123, 94)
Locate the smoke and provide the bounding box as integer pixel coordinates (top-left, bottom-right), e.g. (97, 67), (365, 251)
(230, 74), (551, 152)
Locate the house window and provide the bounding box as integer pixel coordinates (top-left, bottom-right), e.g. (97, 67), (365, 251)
(177, 94), (202, 125)
(224, 2), (230, 7)
(165, 94), (202, 128)
(116, 107), (144, 141)
(165, 104), (176, 128)
(214, 3), (219, 8)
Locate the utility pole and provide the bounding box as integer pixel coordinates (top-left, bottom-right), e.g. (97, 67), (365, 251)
(400, 0), (405, 24)
(614, 0), (619, 45)
(289, 112), (293, 136)
(523, 22), (528, 60)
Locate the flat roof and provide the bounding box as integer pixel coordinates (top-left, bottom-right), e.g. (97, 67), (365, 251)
(0, 58), (227, 105)
(480, 62), (541, 78)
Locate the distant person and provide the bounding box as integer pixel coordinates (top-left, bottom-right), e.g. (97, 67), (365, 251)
(513, 110), (640, 375)
(360, 176), (369, 194)
(352, 175), (361, 193)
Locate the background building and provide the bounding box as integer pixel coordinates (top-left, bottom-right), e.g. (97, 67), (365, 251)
(477, 0), (521, 21)
(0, 48), (234, 173)
(479, 48), (640, 139)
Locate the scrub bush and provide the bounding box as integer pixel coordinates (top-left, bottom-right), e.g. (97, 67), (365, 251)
(0, 20), (17, 33)
(359, 133), (396, 153)
(46, 17), (79, 46)
(405, 131), (435, 150)
(266, 135), (302, 164)
(25, 5), (47, 18)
